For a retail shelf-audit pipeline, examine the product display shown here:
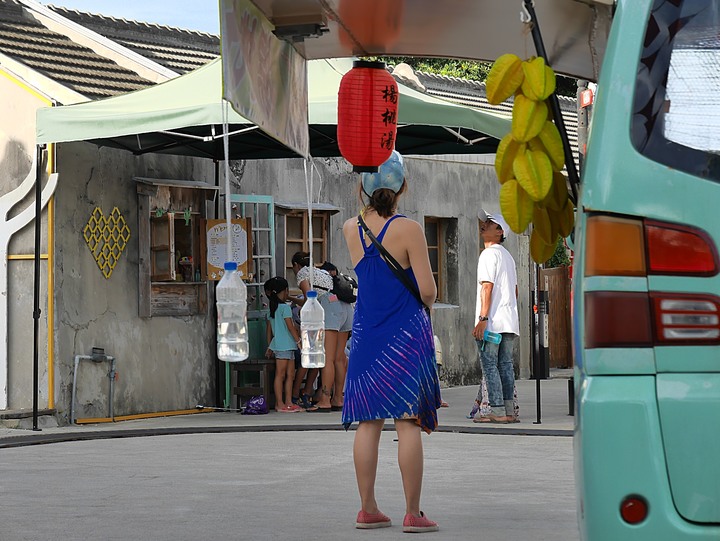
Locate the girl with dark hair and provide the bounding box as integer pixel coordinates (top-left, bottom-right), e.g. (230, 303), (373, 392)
(289, 251), (353, 412)
(342, 151), (441, 532)
(264, 277), (302, 413)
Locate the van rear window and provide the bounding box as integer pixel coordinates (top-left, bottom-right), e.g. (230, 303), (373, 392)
(632, 0), (720, 182)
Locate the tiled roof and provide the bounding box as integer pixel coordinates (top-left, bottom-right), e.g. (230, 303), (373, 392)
(47, 5), (220, 74)
(0, 0), (153, 101)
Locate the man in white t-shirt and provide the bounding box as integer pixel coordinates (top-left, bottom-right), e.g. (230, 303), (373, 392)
(471, 211), (519, 423)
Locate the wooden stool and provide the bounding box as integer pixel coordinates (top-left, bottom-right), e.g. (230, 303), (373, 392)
(231, 360), (276, 409)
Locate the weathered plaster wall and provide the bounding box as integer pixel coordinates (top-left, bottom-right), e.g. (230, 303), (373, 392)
(0, 66), (532, 418)
(52, 142), (217, 420)
(0, 74), (51, 409)
(237, 155), (532, 386)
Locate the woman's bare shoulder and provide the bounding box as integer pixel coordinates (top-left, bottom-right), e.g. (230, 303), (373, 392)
(343, 216), (359, 236)
(393, 216), (422, 234)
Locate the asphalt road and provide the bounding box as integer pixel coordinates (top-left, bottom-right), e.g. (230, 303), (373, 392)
(0, 430), (577, 541)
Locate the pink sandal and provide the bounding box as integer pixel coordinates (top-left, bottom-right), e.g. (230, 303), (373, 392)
(356, 510), (392, 529)
(277, 404), (302, 413)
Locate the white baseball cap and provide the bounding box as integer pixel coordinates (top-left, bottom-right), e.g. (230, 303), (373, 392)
(480, 209), (511, 239)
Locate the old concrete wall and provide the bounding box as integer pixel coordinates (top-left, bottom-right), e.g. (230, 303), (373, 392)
(0, 73), (51, 410)
(51, 142), (217, 421)
(237, 155), (532, 386)
(0, 70), (532, 418)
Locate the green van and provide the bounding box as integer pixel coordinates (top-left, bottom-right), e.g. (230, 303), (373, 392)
(574, 0), (720, 539)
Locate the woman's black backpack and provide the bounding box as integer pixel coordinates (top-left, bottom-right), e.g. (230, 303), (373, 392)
(318, 272), (358, 303)
(331, 273), (358, 303)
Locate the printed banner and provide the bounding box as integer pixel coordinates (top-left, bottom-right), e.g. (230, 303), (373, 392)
(220, 0), (309, 158)
(205, 218), (252, 280)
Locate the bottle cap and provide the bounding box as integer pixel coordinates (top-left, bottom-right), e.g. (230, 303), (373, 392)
(224, 261), (238, 271)
(306, 290), (318, 298)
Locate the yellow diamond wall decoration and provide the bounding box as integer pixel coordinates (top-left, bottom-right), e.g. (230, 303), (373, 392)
(83, 207), (131, 279)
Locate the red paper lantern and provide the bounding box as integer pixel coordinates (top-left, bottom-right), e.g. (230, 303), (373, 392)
(337, 60), (399, 173)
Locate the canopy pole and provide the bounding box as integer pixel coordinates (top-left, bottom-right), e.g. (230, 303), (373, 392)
(523, 0), (580, 204)
(32, 145), (44, 431)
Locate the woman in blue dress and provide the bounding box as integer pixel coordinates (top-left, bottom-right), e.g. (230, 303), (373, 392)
(342, 151), (441, 533)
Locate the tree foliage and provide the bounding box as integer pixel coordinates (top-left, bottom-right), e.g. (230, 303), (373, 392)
(375, 56), (577, 97)
(546, 237), (571, 268)
(381, 56), (491, 81)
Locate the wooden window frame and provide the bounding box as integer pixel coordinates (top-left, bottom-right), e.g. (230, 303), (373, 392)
(137, 181), (216, 318)
(284, 210), (330, 290)
(425, 216), (444, 302)
(150, 213), (175, 281)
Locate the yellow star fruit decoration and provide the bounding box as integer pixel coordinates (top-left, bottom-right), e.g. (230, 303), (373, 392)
(486, 54), (575, 263)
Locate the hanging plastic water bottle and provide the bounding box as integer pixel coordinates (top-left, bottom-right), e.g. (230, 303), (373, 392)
(216, 261), (249, 362)
(300, 290), (325, 368)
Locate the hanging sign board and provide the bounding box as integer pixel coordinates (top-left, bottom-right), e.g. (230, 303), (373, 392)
(220, 0), (309, 158)
(204, 218), (252, 280)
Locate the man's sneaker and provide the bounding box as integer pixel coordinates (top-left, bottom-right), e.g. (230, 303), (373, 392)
(355, 510), (392, 529)
(403, 512), (439, 533)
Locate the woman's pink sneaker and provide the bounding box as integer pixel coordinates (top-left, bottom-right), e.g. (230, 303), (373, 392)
(355, 510), (392, 529)
(403, 511), (439, 533)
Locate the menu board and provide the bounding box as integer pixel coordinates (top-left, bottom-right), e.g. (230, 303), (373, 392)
(204, 218), (252, 280)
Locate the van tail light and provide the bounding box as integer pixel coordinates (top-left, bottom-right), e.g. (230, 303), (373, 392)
(586, 292), (720, 348)
(584, 215), (718, 278)
(585, 292), (652, 348)
(584, 214), (720, 348)
(645, 221), (718, 276)
(585, 216), (646, 276)
(651, 293), (720, 344)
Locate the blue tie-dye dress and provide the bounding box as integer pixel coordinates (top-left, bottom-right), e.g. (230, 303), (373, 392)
(342, 215), (441, 434)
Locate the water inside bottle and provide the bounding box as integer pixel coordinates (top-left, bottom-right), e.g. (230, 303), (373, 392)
(217, 301), (249, 362)
(301, 351), (325, 369)
(301, 327), (325, 368)
(217, 341), (249, 362)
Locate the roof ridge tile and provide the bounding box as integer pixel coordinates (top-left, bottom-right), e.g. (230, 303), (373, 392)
(47, 5), (219, 39)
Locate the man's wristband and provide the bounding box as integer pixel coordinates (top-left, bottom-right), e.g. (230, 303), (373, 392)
(478, 316), (489, 321)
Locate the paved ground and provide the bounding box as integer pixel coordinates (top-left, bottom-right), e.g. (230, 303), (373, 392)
(0, 378), (579, 541)
(0, 376), (575, 448)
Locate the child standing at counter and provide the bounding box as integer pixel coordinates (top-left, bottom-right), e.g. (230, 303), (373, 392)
(264, 277), (302, 413)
